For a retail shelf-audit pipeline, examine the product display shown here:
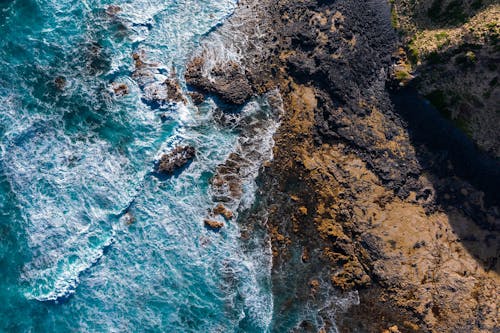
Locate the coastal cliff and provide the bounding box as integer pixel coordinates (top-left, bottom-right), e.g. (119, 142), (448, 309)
(186, 0), (499, 331)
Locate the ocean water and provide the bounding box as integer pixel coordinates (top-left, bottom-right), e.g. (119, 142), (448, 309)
(0, 0), (278, 331)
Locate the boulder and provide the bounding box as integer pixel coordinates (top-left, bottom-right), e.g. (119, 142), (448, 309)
(213, 204), (234, 220)
(156, 146), (195, 175)
(54, 76), (67, 90)
(105, 5), (121, 16)
(164, 77), (186, 103)
(204, 219), (224, 230)
(112, 82), (129, 96)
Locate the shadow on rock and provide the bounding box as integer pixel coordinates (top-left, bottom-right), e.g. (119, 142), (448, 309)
(390, 86), (499, 273)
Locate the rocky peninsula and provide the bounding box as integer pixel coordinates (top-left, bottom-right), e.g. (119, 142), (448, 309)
(186, 0), (499, 331)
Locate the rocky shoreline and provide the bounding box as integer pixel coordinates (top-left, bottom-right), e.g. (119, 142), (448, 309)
(186, 0), (499, 331)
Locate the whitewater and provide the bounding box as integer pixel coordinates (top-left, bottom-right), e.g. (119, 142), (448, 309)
(0, 0), (279, 331)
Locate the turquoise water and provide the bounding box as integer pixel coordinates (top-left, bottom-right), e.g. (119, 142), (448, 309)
(0, 0), (276, 331)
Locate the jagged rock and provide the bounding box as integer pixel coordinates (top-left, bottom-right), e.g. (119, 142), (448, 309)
(204, 219), (224, 230)
(185, 58), (253, 105)
(164, 77), (186, 103)
(188, 91), (205, 105)
(213, 203), (234, 220)
(156, 146), (195, 175)
(188, 0), (500, 331)
(112, 82), (129, 96)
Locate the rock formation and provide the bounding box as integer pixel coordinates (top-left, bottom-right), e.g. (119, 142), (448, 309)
(204, 219), (224, 231)
(213, 203), (234, 220)
(156, 146), (195, 175)
(187, 0), (499, 331)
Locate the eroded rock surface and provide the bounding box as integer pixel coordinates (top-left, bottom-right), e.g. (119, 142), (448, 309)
(189, 0), (499, 332)
(185, 58), (253, 104)
(156, 146), (195, 175)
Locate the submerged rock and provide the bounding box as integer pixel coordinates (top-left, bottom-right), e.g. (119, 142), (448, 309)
(54, 76), (67, 91)
(105, 5), (121, 16)
(123, 212), (135, 226)
(204, 219), (224, 230)
(156, 146), (195, 175)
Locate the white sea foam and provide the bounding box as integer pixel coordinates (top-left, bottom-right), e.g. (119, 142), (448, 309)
(1, 0), (281, 330)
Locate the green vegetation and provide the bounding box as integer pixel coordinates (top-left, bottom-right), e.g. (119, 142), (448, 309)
(435, 32), (448, 41)
(391, 6), (399, 28)
(435, 32), (449, 48)
(455, 51), (477, 69)
(407, 39), (420, 63)
(395, 70), (411, 81)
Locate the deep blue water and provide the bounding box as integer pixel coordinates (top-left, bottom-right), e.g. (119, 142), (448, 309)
(0, 0), (277, 331)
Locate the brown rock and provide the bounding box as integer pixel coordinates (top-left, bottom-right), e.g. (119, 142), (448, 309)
(185, 57), (253, 105)
(213, 203), (234, 220)
(301, 247), (310, 262)
(188, 91), (205, 105)
(164, 77), (186, 103)
(112, 83), (129, 96)
(204, 219), (224, 230)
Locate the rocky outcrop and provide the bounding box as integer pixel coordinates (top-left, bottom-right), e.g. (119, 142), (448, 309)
(185, 58), (253, 104)
(213, 204), (234, 220)
(188, 91), (204, 105)
(187, 0), (499, 331)
(156, 146), (195, 175)
(54, 76), (67, 91)
(111, 82), (129, 96)
(204, 219), (224, 231)
(132, 51), (186, 106)
(184, 0), (279, 105)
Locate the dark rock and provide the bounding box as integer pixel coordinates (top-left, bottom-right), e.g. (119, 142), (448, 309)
(156, 146), (195, 175)
(185, 57), (253, 105)
(188, 91), (205, 105)
(163, 77), (186, 103)
(54, 76), (67, 90)
(105, 5), (121, 16)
